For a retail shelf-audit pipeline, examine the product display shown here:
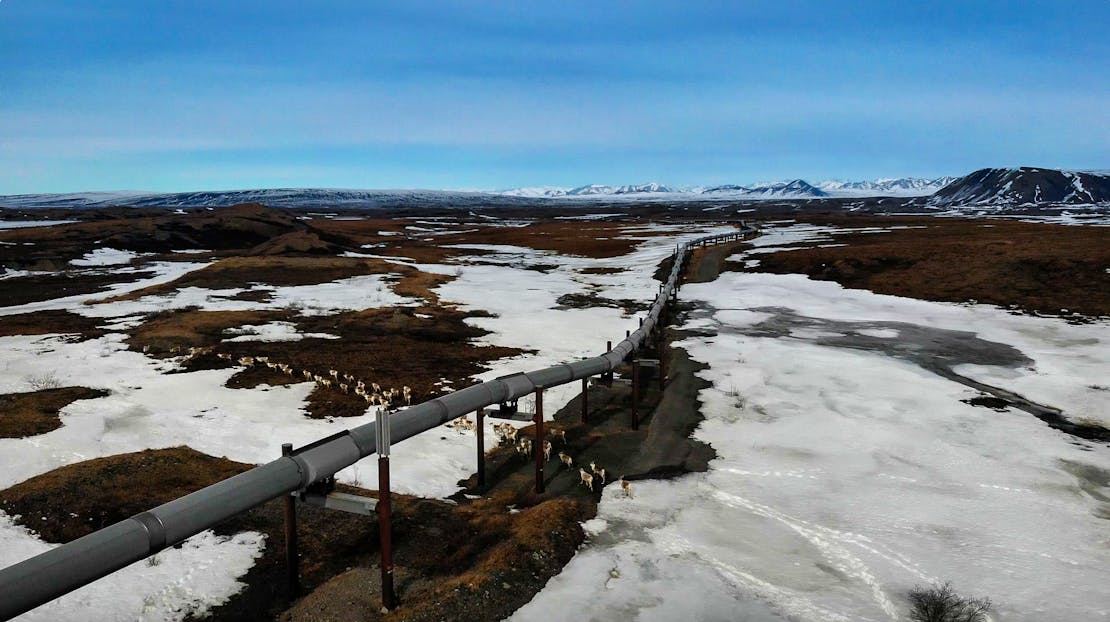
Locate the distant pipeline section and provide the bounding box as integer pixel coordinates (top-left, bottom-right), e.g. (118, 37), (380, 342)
(0, 224), (757, 620)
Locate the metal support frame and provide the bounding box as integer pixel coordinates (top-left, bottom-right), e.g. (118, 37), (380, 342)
(476, 408), (486, 488)
(580, 377), (588, 423)
(600, 340), (613, 385)
(534, 387), (545, 494)
(375, 410), (396, 612)
(282, 443), (299, 597)
(631, 360), (640, 430)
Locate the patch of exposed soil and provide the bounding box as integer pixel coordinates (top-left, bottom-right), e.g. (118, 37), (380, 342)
(0, 310), (107, 339)
(311, 218), (670, 262)
(752, 216), (1110, 317)
(555, 291), (648, 315)
(98, 257), (397, 303)
(0, 387), (110, 438)
(578, 266), (625, 275)
(0, 204), (319, 269)
(126, 305), (525, 419)
(0, 269), (156, 306)
(0, 447), (249, 542)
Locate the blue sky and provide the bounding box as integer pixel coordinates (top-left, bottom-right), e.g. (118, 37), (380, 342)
(1, 1), (1107, 193)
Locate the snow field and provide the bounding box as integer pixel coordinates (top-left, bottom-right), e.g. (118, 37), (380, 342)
(515, 225), (1109, 621)
(0, 514), (265, 622)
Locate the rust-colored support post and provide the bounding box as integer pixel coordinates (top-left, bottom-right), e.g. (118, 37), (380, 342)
(580, 377), (588, 423)
(281, 443), (299, 597)
(631, 360), (641, 430)
(534, 387), (545, 494)
(476, 408), (486, 488)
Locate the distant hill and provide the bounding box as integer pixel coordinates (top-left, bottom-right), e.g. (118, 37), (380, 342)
(4, 169), (1107, 210)
(929, 168), (1110, 207)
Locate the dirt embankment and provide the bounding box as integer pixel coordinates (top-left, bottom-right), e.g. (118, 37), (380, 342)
(752, 216), (1110, 317)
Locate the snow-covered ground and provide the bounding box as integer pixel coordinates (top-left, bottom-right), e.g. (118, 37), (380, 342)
(0, 221), (733, 620)
(514, 226), (1110, 622)
(0, 220), (77, 229)
(3, 221), (1106, 620)
(1, 515), (264, 622)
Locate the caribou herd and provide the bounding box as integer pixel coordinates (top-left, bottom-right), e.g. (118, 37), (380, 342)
(179, 346), (634, 498)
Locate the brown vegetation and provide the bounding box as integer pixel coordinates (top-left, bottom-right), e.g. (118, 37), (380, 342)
(312, 217), (668, 262)
(752, 217), (1110, 317)
(0, 269), (157, 307)
(0, 310), (106, 339)
(0, 387), (109, 439)
(126, 304), (525, 419)
(0, 447), (250, 541)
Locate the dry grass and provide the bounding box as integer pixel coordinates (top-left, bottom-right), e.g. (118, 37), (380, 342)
(0, 387), (109, 439)
(755, 217), (1110, 317)
(0, 447), (250, 541)
(0, 311), (106, 339)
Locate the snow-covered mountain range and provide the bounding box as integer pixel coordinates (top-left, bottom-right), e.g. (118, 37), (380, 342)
(2, 170), (1106, 210)
(500, 176), (957, 199)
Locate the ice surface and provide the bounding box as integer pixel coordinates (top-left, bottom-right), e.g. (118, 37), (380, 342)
(519, 267), (1109, 621)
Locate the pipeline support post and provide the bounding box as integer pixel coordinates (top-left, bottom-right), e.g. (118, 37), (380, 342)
(601, 341), (613, 385)
(534, 387), (545, 494)
(631, 360), (641, 430)
(376, 410), (397, 612)
(580, 377), (588, 423)
(281, 443), (299, 597)
(476, 408), (486, 488)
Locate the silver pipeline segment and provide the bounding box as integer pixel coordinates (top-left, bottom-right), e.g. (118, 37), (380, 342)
(0, 225), (754, 621)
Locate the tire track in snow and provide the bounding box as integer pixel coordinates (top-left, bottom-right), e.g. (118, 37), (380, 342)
(711, 488), (905, 620)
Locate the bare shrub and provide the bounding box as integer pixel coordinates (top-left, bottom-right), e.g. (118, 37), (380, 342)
(908, 582), (992, 622)
(25, 372), (62, 391)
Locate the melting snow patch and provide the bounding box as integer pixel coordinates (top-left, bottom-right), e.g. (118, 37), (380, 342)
(0, 220), (76, 230)
(223, 322), (339, 342)
(70, 248), (144, 266)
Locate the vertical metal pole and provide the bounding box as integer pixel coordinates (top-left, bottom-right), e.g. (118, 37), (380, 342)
(658, 347), (666, 392)
(631, 360), (640, 430)
(580, 377), (588, 423)
(377, 410), (396, 612)
(606, 340), (611, 352)
(534, 387), (545, 494)
(281, 443), (299, 597)
(476, 408), (486, 488)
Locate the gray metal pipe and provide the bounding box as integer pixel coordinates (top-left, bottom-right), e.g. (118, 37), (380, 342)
(0, 226), (755, 620)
